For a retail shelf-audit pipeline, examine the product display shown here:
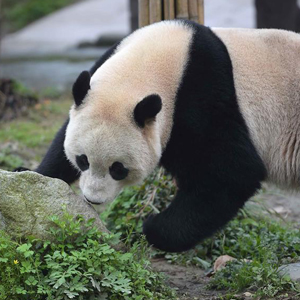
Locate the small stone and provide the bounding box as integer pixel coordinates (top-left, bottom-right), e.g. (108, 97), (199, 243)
(0, 170), (109, 240)
(243, 291), (254, 297)
(272, 206), (291, 218)
(278, 262), (300, 282)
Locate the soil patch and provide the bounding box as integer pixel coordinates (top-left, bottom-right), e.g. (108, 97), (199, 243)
(151, 258), (223, 300)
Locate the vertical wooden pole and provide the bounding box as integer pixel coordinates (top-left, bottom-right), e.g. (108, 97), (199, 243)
(175, 0), (189, 20)
(138, 0), (150, 28)
(188, 0), (198, 23)
(197, 0), (204, 25)
(164, 0), (175, 20)
(149, 0), (162, 24)
(130, 0), (139, 31)
(139, 0), (204, 27)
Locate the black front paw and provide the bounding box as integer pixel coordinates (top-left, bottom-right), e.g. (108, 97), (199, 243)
(143, 214), (162, 248)
(143, 211), (199, 253)
(13, 167), (31, 172)
(143, 213), (188, 253)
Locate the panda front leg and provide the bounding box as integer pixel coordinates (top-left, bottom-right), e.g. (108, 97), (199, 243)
(15, 119), (80, 184)
(143, 168), (266, 252)
(143, 133), (267, 252)
(143, 183), (256, 252)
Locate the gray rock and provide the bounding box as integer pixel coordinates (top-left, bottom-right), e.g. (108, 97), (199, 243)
(279, 262), (300, 282)
(0, 170), (109, 239)
(0, 212), (5, 230)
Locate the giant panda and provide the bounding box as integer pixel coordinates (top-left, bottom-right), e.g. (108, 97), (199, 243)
(21, 20), (300, 252)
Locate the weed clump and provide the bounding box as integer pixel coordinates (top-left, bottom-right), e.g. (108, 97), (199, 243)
(0, 211), (175, 300)
(207, 210), (300, 297)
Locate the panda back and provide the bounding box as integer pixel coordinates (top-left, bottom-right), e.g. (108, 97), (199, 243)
(214, 28), (300, 188)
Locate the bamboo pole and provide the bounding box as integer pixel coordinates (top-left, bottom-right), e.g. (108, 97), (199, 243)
(138, 0), (150, 28)
(175, 0), (189, 20)
(164, 0), (175, 20)
(197, 0), (204, 24)
(188, 0), (198, 23)
(149, 0), (162, 24)
(138, 0), (204, 27)
(130, 0), (139, 31)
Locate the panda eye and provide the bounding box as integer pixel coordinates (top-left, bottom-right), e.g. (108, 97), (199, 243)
(109, 162), (129, 181)
(76, 154), (89, 171)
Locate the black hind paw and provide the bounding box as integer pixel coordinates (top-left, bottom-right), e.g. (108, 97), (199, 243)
(13, 167), (31, 172)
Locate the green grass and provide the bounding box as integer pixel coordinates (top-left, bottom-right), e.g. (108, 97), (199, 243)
(0, 99), (71, 149)
(206, 209), (300, 297)
(2, 0), (78, 32)
(0, 210), (176, 300)
(0, 93), (71, 170)
(210, 258), (298, 298)
(0, 121), (60, 148)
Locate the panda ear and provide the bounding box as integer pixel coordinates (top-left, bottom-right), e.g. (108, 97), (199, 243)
(134, 94), (162, 127)
(72, 71), (91, 107)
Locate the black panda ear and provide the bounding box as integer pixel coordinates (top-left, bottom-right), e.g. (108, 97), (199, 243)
(134, 94), (162, 128)
(72, 71), (91, 107)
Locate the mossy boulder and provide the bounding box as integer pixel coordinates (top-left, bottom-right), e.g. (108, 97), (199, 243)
(0, 170), (108, 239)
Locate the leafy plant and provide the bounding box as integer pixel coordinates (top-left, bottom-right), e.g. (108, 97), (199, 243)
(0, 211), (175, 300)
(210, 258), (297, 298)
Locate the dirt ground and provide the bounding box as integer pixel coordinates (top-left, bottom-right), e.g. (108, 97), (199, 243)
(152, 256), (299, 300)
(151, 258), (223, 300)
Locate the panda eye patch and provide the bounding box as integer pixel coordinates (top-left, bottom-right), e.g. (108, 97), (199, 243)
(109, 162), (129, 181)
(76, 154), (89, 171)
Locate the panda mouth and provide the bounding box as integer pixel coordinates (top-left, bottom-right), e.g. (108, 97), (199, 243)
(83, 196), (101, 205)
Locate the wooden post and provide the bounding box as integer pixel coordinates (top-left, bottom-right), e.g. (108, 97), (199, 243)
(149, 0), (162, 24)
(164, 0), (175, 20)
(176, 0), (189, 20)
(197, 0), (204, 24)
(138, 0), (204, 27)
(188, 0), (198, 23)
(138, 0), (150, 28)
(130, 0), (139, 32)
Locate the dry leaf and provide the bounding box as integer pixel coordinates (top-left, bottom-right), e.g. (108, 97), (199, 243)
(213, 255), (236, 272)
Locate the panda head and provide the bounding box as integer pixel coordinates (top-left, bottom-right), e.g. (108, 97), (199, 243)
(64, 21), (192, 205)
(64, 71), (162, 204)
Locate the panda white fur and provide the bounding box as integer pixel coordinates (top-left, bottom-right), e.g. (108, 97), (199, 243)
(25, 20), (300, 252)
